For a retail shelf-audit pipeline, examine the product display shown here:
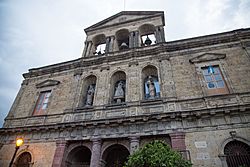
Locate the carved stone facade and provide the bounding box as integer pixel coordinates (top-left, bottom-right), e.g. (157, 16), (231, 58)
(0, 11), (250, 167)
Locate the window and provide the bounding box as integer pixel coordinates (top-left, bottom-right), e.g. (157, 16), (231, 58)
(33, 91), (51, 115)
(202, 66), (229, 95)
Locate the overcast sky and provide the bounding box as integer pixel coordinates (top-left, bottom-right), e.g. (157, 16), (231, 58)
(0, 0), (250, 127)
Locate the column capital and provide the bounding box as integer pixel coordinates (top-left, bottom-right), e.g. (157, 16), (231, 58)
(55, 140), (68, 147)
(169, 132), (185, 138)
(90, 138), (101, 143)
(129, 136), (140, 141)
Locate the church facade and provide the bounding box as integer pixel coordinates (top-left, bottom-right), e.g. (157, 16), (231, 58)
(0, 11), (250, 167)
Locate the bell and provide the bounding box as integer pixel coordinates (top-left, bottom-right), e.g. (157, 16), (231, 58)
(144, 35), (152, 46)
(120, 42), (128, 50)
(97, 50), (102, 55)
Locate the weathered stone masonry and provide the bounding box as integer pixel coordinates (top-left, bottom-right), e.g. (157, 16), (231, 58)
(0, 11), (250, 167)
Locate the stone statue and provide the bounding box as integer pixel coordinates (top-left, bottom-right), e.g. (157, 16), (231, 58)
(114, 81), (124, 97)
(147, 76), (156, 98)
(85, 84), (95, 106)
(114, 81), (125, 103)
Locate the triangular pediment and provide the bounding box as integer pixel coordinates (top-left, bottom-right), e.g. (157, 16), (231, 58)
(36, 79), (60, 88)
(85, 11), (164, 32)
(189, 53), (226, 63)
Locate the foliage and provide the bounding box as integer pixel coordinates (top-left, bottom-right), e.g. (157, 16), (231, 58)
(123, 140), (192, 167)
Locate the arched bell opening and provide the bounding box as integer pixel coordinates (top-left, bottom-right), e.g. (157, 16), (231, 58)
(142, 65), (160, 100)
(101, 144), (130, 167)
(15, 152), (32, 167)
(116, 29), (130, 51)
(224, 140), (250, 167)
(93, 34), (106, 55)
(139, 24), (156, 46)
(65, 146), (92, 167)
(110, 71), (126, 104)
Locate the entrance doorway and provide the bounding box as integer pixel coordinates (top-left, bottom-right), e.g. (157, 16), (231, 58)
(224, 140), (250, 167)
(102, 144), (130, 167)
(65, 146), (91, 167)
(15, 152), (32, 167)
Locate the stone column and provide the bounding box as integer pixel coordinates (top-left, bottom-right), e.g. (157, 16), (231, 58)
(218, 154), (228, 167)
(86, 41), (93, 57)
(129, 136), (140, 154)
(155, 28), (160, 44)
(129, 31), (134, 48)
(82, 41), (88, 57)
(169, 132), (186, 151)
(105, 37), (110, 53)
(133, 31), (139, 48)
(52, 140), (68, 167)
(159, 26), (165, 42)
(108, 36), (115, 52)
(155, 26), (165, 43)
(90, 138), (102, 167)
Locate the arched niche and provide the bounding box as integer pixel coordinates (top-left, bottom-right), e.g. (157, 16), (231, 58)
(224, 140), (250, 167)
(139, 24), (156, 46)
(80, 75), (97, 107)
(110, 71), (126, 104)
(142, 65), (160, 99)
(101, 144), (130, 167)
(92, 34), (106, 55)
(65, 146), (91, 167)
(15, 152), (32, 167)
(116, 29), (130, 51)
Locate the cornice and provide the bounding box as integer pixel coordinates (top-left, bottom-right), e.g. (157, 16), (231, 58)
(2, 92), (250, 133)
(22, 28), (250, 79)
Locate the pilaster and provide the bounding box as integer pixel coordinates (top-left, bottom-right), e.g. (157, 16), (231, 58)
(129, 136), (140, 154)
(90, 138), (102, 167)
(52, 140), (68, 167)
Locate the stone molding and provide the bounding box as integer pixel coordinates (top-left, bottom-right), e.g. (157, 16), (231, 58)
(22, 28), (250, 79)
(2, 92), (250, 130)
(36, 79), (60, 88)
(189, 53), (226, 63)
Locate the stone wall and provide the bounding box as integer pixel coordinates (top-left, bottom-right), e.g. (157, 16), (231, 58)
(0, 142), (56, 167)
(185, 127), (250, 167)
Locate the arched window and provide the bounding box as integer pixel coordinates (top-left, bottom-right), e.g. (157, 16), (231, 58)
(15, 152), (32, 167)
(93, 34), (106, 55)
(139, 24), (156, 46)
(81, 75), (97, 107)
(142, 65), (160, 99)
(110, 71), (126, 103)
(116, 29), (130, 51)
(224, 140), (250, 167)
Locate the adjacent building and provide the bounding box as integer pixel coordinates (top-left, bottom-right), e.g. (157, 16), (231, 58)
(0, 11), (250, 167)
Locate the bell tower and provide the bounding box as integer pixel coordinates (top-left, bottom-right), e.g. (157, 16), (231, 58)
(82, 11), (165, 57)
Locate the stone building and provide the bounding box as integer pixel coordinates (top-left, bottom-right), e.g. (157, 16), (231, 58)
(0, 11), (250, 167)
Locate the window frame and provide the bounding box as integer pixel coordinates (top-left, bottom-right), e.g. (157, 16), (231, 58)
(195, 62), (231, 96)
(33, 90), (52, 115)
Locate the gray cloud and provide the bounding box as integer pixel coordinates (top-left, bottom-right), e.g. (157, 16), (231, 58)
(0, 0), (250, 127)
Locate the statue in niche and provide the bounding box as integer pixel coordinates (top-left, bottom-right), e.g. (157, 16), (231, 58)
(146, 75), (156, 99)
(85, 84), (95, 106)
(114, 80), (125, 103)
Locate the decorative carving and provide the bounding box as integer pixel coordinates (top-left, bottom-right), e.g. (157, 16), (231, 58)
(36, 79), (60, 88)
(189, 53), (226, 63)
